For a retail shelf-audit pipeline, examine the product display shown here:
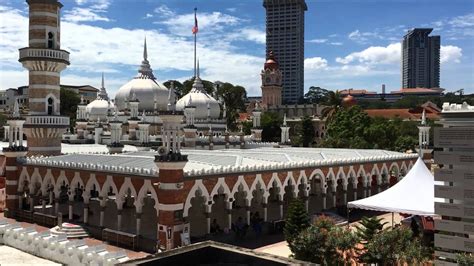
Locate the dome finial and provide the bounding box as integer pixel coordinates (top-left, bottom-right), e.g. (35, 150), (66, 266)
(421, 109), (426, 125)
(98, 73), (109, 100)
(137, 36), (155, 79)
(101, 72), (105, 88)
(12, 97), (20, 118)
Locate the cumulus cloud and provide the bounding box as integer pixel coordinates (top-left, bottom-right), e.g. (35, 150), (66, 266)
(154, 4), (175, 17)
(441, 45), (462, 63)
(239, 28), (266, 44)
(304, 57), (328, 70)
(336, 43), (401, 65)
(64, 0), (113, 23)
(0, 4), (264, 96)
(449, 13), (474, 28)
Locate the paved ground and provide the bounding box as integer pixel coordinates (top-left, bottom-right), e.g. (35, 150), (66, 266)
(0, 245), (60, 266)
(255, 212), (404, 259)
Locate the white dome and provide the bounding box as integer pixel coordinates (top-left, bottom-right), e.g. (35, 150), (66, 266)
(115, 78), (169, 111)
(114, 37), (170, 112)
(86, 99), (114, 121)
(176, 78), (221, 120)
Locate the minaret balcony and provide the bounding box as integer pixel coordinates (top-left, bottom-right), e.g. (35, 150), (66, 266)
(19, 47), (70, 65)
(25, 115), (70, 127)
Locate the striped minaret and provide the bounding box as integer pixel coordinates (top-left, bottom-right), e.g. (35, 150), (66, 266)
(19, 0), (70, 156)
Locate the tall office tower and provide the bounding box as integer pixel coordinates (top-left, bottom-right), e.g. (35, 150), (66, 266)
(19, 0), (70, 156)
(264, 0), (307, 104)
(402, 28), (440, 89)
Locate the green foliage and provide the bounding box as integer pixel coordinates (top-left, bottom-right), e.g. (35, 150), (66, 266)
(355, 216), (387, 262)
(163, 80), (185, 98)
(304, 86), (330, 104)
(321, 106), (420, 151)
(457, 252), (474, 265)
(60, 88), (81, 130)
(364, 226), (429, 264)
(284, 198), (310, 251)
(301, 116), (315, 147)
(261, 112), (282, 142)
(241, 121), (252, 135)
(291, 216), (358, 265)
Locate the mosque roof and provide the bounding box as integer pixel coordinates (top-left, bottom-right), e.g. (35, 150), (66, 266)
(18, 145), (417, 178)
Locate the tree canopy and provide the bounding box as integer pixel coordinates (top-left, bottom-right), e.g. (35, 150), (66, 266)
(261, 112), (282, 142)
(320, 106), (419, 152)
(60, 88), (81, 131)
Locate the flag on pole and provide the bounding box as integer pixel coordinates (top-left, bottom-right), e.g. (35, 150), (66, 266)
(192, 8), (198, 34)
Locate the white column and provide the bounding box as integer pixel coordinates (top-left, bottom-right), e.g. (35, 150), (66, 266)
(263, 203), (268, 222)
(343, 191), (347, 205)
(227, 209), (232, 230)
(353, 191), (357, 201)
(42, 199), (46, 212)
(68, 202), (73, 220)
(55, 198), (59, 214)
(206, 213), (211, 234)
(136, 213), (142, 235)
(332, 191), (336, 208)
(279, 202), (283, 219)
(117, 209), (122, 230)
(83, 205), (89, 224)
(100, 206), (105, 227)
(19, 127), (23, 146)
(246, 206), (251, 225)
(322, 194), (327, 210)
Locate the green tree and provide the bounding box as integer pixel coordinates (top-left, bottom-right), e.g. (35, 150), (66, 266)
(292, 216), (358, 265)
(457, 253), (474, 265)
(355, 216), (387, 263)
(321, 90), (342, 120)
(364, 226), (429, 265)
(300, 115), (315, 147)
(284, 198), (310, 252)
(261, 112), (282, 142)
(215, 82), (247, 131)
(60, 88), (81, 131)
(305, 86), (329, 104)
(163, 80), (184, 98)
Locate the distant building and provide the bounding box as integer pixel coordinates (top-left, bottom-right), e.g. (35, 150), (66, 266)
(402, 28), (440, 89)
(365, 101), (441, 121)
(339, 86), (444, 103)
(0, 85), (98, 114)
(264, 0), (307, 104)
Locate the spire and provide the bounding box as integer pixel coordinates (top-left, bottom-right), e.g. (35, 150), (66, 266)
(143, 36), (148, 60)
(283, 113), (287, 126)
(141, 110), (146, 122)
(137, 36), (155, 79)
(192, 59), (204, 92)
(98, 73), (109, 100)
(167, 85), (175, 111)
(421, 109), (426, 125)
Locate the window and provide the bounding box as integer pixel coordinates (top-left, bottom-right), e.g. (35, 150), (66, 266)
(48, 32), (54, 49)
(47, 97), (54, 115)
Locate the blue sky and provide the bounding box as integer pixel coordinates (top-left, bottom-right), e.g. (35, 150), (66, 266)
(0, 0), (473, 97)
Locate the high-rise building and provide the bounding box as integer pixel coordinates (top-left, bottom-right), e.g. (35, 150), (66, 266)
(263, 0), (307, 104)
(19, 0), (70, 156)
(401, 28), (440, 89)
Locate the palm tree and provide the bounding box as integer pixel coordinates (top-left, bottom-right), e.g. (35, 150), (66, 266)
(320, 90), (342, 121)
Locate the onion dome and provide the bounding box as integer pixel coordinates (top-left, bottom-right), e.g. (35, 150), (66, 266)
(86, 73), (115, 121)
(114, 37), (169, 112)
(175, 61), (220, 119)
(342, 94), (356, 107)
(264, 51), (279, 70)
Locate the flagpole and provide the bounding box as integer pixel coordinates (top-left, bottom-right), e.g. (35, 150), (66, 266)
(194, 7), (197, 78)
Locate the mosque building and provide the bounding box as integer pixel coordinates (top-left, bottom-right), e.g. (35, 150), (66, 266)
(1, 0), (420, 258)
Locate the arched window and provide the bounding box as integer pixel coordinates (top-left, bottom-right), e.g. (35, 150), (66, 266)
(47, 32), (54, 49)
(47, 97), (54, 115)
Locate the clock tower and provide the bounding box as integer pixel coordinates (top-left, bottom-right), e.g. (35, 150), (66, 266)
(261, 51), (282, 109)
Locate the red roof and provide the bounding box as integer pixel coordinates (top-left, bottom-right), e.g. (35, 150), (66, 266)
(365, 108), (440, 120)
(392, 87), (444, 94)
(340, 89), (377, 95)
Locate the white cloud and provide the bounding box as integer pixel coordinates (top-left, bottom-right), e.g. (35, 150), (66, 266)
(449, 13), (474, 28)
(348, 29), (380, 43)
(154, 4), (175, 17)
(226, 8), (237, 13)
(441, 45), (462, 63)
(0, 4), (264, 96)
(304, 57), (328, 70)
(64, 0), (112, 23)
(239, 28), (265, 44)
(307, 38), (327, 43)
(336, 43), (401, 65)
(144, 13), (153, 19)
(63, 7), (111, 23)
(330, 42), (343, 46)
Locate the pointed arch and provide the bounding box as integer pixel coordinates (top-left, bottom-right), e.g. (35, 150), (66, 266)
(326, 168), (337, 191)
(117, 177), (138, 209)
(17, 167), (30, 192)
(54, 170), (69, 196)
(136, 179), (159, 213)
(209, 177), (231, 203)
(70, 172), (85, 192)
(308, 168), (326, 193)
(41, 169), (55, 195)
(230, 175), (251, 202)
(84, 174), (100, 202)
(249, 174), (269, 202)
(183, 179), (209, 217)
(100, 175), (119, 197)
(267, 172), (284, 199)
(28, 168), (42, 193)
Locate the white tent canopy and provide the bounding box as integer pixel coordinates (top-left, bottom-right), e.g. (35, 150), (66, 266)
(348, 157), (435, 216)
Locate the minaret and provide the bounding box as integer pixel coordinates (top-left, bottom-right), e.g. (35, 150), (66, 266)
(20, 0), (70, 156)
(76, 95), (88, 139)
(155, 101), (188, 250)
(251, 102), (263, 141)
(3, 98), (27, 218)
(261, 51), (282, 109)
(183, 97), (197, 148)
(107, 106), (124, 154)
(280, 113), (290, 144)
(418, 109), (431, 158)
